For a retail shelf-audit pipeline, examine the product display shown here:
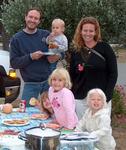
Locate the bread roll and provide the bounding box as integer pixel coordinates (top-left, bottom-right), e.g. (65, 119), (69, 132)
(2, 103), (13, 114)
(29, 97), (38, 106)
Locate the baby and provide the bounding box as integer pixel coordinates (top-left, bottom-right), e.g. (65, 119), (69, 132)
(47, 18), (68, 54)
(46, 18), (68, 71)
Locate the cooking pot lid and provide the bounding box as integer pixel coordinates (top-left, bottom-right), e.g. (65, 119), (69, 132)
(25, 127), (60, 137)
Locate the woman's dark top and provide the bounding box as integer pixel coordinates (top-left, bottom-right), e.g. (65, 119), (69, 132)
(69, 41), (118, 102)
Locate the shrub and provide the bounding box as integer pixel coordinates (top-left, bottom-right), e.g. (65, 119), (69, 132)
(1, 0), (126, 44)
(112, 85), (126, 115)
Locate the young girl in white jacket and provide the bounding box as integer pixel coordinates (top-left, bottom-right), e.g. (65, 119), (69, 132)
(75, 88), (116, 150)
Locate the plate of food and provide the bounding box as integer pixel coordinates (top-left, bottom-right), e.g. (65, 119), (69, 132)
(45, 123), (61, 129)
(31, 113), (49, 120)
(2, 119), (30, 126)
(0, 130), (19, 136)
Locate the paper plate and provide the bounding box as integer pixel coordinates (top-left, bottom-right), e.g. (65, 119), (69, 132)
(2, 119), (30, 126)
(31, 113), (49, 120)
(60, 132), (97, 140)
(42, 52), (55, 55)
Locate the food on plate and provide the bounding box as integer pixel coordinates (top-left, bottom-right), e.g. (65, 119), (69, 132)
(0, 130), (19, 136)
(3, 119), (29, 126)
(46, 123), (60, 129)
(31, 113), (49, 120)
(2, 103), (13, 114)
(29, 97), (38, 106)
(49, 42), (58, 49)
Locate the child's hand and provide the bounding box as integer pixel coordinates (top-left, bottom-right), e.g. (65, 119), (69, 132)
(48, 32), (55, 42)
(49, 32), (55, 38)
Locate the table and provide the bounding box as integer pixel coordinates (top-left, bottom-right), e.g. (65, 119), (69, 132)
(0, 107), (98, 150)
(0, 107), (51, 132)
(60, 138), (98, 150)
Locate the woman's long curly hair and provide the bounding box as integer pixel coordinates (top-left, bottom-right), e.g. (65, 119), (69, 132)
(72, 16), (102, 51)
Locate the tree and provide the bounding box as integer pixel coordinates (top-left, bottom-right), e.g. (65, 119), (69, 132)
(0, 0), (14, 50)
(1, 0), (126, 49)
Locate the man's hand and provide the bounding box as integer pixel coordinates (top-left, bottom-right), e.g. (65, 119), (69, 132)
(31, 51), (43, 60)
(47, 55), (60, 63)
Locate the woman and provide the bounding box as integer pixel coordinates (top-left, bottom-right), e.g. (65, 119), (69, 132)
(69, 16), (118, 119)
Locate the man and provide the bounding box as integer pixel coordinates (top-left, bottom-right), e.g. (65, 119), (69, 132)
(10, 8), (60, 106)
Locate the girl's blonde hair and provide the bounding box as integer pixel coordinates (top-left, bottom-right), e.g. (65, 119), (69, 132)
(48, 68), (72, 89)
(86, 88), (107, 108)
(73, 16), (101, 50)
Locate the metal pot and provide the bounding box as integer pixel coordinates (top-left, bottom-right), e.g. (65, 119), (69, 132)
(19, 127), (61, 150)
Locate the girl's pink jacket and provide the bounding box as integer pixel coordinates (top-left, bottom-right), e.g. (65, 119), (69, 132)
(49, 87), (78, 129)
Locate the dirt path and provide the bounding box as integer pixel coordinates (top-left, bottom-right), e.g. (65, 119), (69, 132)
(117, 50), (126, 63)
(113, 127), (126, 150)
(112, 50), (126, 150)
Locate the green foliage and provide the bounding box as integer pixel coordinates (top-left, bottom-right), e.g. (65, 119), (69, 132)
(112, 85), (126, 115)
(1, 0), (45, 34)
(112, 90), (125, 114)
(1, 0), (126, 44)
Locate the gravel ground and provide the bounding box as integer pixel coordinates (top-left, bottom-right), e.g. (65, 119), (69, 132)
(113, 127), (126, 150)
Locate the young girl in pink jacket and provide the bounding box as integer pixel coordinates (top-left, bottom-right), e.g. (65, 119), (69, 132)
(48, 67), (78, 129)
